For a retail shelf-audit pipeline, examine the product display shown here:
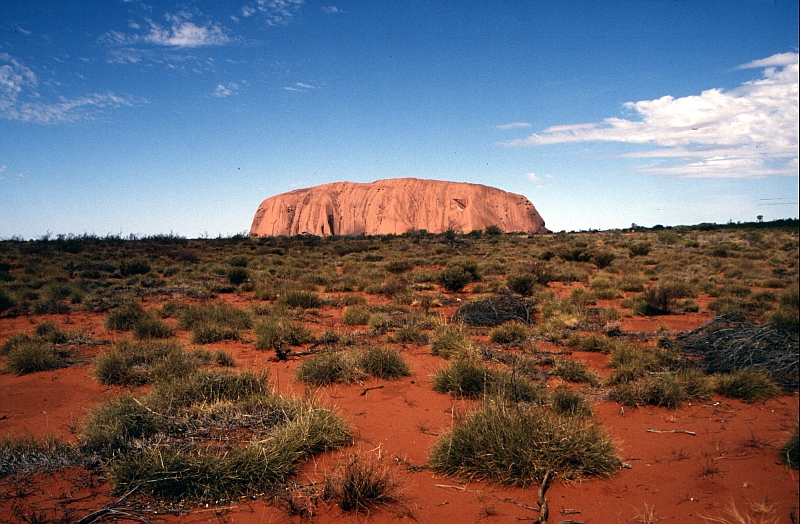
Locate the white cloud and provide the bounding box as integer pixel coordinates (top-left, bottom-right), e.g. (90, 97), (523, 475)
(0, 53), (136, 123)
(525, 172), (542, 182)
(213, 82), (239, 97)
(143, 20), (230, 47)
(242, 0), (304, 25)
(495, 121), (531, 130)
(502, 52), (799, 179)
(285, 81), (317, 91)
(322, 6), (341, 14)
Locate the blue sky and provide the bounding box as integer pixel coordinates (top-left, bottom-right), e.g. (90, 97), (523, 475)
(1, 1), (797, 238)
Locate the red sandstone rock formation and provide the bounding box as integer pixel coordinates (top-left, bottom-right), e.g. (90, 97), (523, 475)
(249, 178), (547, 237)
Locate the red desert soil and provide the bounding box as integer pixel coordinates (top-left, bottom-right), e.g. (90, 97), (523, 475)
(1, 293), (797, 524)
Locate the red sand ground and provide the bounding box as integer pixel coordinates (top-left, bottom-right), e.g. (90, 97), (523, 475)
(0, 291), (797, 524)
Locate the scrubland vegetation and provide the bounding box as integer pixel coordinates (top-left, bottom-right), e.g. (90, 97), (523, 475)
(0, 220), (797, 520)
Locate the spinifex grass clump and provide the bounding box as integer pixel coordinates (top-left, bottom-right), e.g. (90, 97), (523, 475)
(432, 360), (545, 403)
(255, 315), (315, 359)
(104, 300), (149, 331)
(2, 334), (59, 375)
(296, 346), (411, 386)
(93, 340), (200, 386)
(607, 343), (671, 384)
(81, 369), (351, 502)
(549, 387), (593, 419)
(0, 435), (80, 477)
(430, 324), (478, 360)
(429, 401), (619, 485)
(488, 322), (529, 344)
(610, 374), (687, 408)
(178, 303), (252, 344)
(781, 425), (799, 469)
(553, 359), (601, 386)
(714, 369), (781, 403)
(279, 290), (323, 309)
(323, 455), (401, 512)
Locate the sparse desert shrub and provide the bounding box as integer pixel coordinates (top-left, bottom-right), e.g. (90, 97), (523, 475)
(714, 369), (780, 403)
(0, 289), (14, 313)
(0, 435), (79, 477)
(438, 265), (472, 292)
(429, 401), (619, 485)
(132, 315), (174, 339)
(549, 387), (593, 418)
(619, 273), (646, 292)
(368, 313), (391, 333)
(567, 334), (617, 354)
(387, 325), (429, 345)
(227, 255), (248, 267)
(104, 301), (148, 331)
(340, 294), (367, 306)
(430, 325), (478, 360)
(324, 455), (400, 512)
(4, 337), (59, 375)
(118, 258), (151, 277)
(255, 316), (314, 358)
(296, 347), (410, 385)
(342, 305), (371, 326)
(589, 274), (622, 299)
(610, 374), (686, 408)
(34, 321), (69, 344)
(592, 251), (615, 269)
(608, 343), (668, 384)
(628, 242), (652, 257)
(179, 304), (252, 344)
(227, 267), (249, 285)
(93, 340), (197, 386)
(279, 290), (323, 309)
(634, 282), (691, 315)
(553, 359), (600, 385)
(675, 368), (713, 401)
(780, 425), (799, 469)
(488, 322), (529, 344)
(506, 273), (537, 296)
(432, 360), (543, 403)
(386, 259), (415, 274)
(80, 394), (163, 454)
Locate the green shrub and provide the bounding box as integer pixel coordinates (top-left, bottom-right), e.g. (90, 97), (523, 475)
(296, 347), (410, 385)
(227, 267), (250, 285)
(592, 251), (615, 269)
(610, 374), (686, 408)
(438, 266), (472, 292)
(386, 260), (415, 274)
(255, 316), (314, 358)
(430, 326), (477, 360)
(568, 334), (616, 354)
(608, 344), (667, 384)
(675, 368), (713, 401)
(429, 401), (619, 485)
(279, 290), (322, 309)
(179, 304), (252, 344)
(358, 346), (412, 380)
(105, 301), (148, 331)
(34, 321), (69, 344)
(619, 274), (646, 292)
(0, 289), (14, 313)
(133, 316), (174, 340)
(488, 322), (528, 344)
(549, 388), (593, 418)
(484, 225), (503, 236)
(628, 242), (651, 257)
(714, 369), (780, 402)
(119, 258), (151, 277)
(387, 325), (429, 345)
(368, 313), (391, 333)
(4, 338), (59, 375)
(93, 340), (197, 386)
(506, 273), (537, 296)
(228, 255), (249, 267)
(80, 394), (163, 454)
(553, 359), (600, 386)
(343, 306), (371, 326)
(432, 360), (543, 403)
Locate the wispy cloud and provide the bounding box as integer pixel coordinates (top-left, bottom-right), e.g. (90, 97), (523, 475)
(101, 11), (230, 49)
(502, 52), (799, 179)
(322, 6), (341, 14)
(496, 121), (531, 130)
(284, 81), (317, 91)
(213, 82), (239, 97)
(1, 53), (136, 123)
(242, 0), (305, 25)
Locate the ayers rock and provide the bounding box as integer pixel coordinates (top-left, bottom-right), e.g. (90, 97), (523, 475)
(250, 178), (547, 237)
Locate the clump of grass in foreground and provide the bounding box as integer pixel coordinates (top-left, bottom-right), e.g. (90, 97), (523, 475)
(610, 374), (687, 409)
(432, 360), (545, 403)
(255, 316), (315, 359)
(296, 347), (411, 386)
(429, 400), (619, 485)
(553, 359), (601, 386)
(549, 387), (593, 419)
(714, 369), (781, 403)
(488, 322), (529, 344)
(780, 425), (799, 469)
(323, 455), (401, 512)
(430, 324), (478, 360)
(607, 343), (671, 384)
(104, 301), (149, 331)
(81, 369), (351, 502)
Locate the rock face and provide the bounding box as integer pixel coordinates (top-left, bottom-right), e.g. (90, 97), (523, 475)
(249, 178), (547, 237)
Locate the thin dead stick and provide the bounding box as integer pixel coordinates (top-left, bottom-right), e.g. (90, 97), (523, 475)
(561, 508), (581, 515)
(434, 484), (483, 494)
(501, 497), (539, 512)
(647, 428), (696, 436)
(360, 385), (385, 396)
(536, 471), (552, 524)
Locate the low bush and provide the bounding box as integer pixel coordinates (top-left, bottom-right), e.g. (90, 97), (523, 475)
(342, 305), (371, 326)
(279, 290), (323, 309)
(227, 267), (250, 285)
(549, 387), (593, 418)
(368, 313), (391, 333)
(714, 369), (780, 403)
(607, 343), (669, 384)
(324, 455), (400, 512)
(132, 316), (174, 339)
(610, 374), (686, 408)
(506, 273), (537, 296)
(553, 359), (601, 386)
(429, 401), (619, 485)
(255, 316), (315, 358)
(104, 301), (148, 331)
(0, 435), (79, 477)
(387, 325), (429, 345)
(567, 334), (617, 354)
(4, 337), (59, 375)
(296, 347), (411, 385)
(438, 266), (473, 292)
(432, 360), (543, 403)
(93, 340), (197, 386)
(34, 321), (69, 344)
(628, 242), (651, 257)
(430, 325), (477, 360)
(179, 304), (252, 344)
(118, 258), (151, 277)
(488, 322), (529, 344)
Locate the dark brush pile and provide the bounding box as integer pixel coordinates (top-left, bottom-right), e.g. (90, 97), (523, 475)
(663, 315), (799, 388)
(453, 294), (535, 327)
